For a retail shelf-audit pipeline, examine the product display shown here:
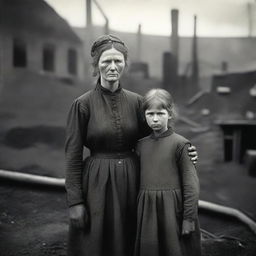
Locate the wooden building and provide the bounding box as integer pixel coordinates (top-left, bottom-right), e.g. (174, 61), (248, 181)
(0, 0), (85, 81)
(190, 70), (256, 162)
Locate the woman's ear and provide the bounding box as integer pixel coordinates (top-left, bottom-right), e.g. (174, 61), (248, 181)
(93, 66), (100, 77)
(123, 60), (129, 73)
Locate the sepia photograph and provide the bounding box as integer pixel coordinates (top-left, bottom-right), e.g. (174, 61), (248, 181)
(0, 0), (256, 255)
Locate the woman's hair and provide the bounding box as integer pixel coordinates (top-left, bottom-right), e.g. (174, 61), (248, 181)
(142, 89), (177, 124)
(90, 34), (128, 76)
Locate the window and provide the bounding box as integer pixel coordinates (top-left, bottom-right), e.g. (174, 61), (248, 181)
(43, 44), (55, 72)
(13, 38), (27, 67)
(216, 86), (231, 94)
(249, 87), (256, 97)
(67, 48), (77, 75)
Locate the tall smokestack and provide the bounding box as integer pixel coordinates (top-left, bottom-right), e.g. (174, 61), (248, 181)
(105, 19), (109, 34)
(191, 15), (199, 85)
(171, 9), (179, 78)
(86, 0), (93, 45)
(85, 0), (93, 79)
(247, 3), (252, 37)
(86, 0), (92, 27)
(137, 24), (142, 62)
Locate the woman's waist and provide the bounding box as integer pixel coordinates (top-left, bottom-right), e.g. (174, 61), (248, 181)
(90, 150), (136, 159)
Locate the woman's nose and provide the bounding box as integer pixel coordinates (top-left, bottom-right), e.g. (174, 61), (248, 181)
(110, 61), (116, 70)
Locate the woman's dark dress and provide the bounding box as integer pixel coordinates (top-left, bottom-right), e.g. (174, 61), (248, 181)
(65, 82), (148, 256)
(134, 129), (201, 256)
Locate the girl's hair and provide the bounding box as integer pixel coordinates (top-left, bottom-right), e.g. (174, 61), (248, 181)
(90, 34), (128, 77)
(142, 89), (177, 124)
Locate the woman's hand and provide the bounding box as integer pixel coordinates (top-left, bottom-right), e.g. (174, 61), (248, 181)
(188, 145), (198, 164)
(182, 219), (195, 236)
(69, 204), (88, 229)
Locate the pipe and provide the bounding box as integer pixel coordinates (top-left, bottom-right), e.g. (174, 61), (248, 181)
(177, 116), (201, 128)
(0, 169), (65, 188)
(199, 200), (256, 234)
(0, 169), (256, 234)
(92, 0), (109, 34)
(187, 90), (206, 106)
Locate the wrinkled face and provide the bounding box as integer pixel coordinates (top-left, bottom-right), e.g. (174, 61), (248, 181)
(98, 48), (125, 83)
(145, 107), (171, 134)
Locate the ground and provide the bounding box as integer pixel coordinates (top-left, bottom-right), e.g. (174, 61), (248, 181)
(1, 126), (256, 256)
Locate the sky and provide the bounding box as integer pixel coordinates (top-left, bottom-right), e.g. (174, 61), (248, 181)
(45, 0), (256, 37)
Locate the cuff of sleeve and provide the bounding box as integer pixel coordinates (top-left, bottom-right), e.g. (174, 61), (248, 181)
(68, 200), (84, 208)
(68, 201), (84, 208)
(67, 196), (84, 208)
(182, 219), (195, 232)
(65, 188), (84, 207)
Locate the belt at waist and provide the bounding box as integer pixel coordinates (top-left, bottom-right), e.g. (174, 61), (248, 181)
(91, 150), (135, 159)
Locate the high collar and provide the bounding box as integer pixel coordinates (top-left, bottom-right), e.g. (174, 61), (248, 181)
(150, 127), (174, 140)
(96, 78), (122, 95)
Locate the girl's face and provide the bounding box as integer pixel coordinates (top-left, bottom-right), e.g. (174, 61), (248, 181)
(98, 48), (125, 84)
(145, 107), (171, 135)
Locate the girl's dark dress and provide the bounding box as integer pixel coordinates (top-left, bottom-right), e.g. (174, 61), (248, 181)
(65, 81), (148, 256)
(134, 129), (201, 256)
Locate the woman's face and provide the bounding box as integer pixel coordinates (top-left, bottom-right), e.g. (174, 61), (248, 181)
(98, 48), (125, 84)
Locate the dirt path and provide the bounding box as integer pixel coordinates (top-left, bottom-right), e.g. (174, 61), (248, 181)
(0, 179), (256, 256)
(0, 182), (68, 256)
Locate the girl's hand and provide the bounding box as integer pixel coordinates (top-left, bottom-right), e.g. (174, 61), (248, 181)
(69, 204), (88, 229)
(182, 219), (195, 236)
(188, 145), (198, 164)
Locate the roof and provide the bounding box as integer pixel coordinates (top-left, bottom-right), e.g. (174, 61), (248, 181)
(212, 70), (256, 92)
(191, 70), (256, 121)
(0, 0), (81, 43)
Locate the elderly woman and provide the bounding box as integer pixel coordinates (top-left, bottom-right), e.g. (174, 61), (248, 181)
(65, 34), (197, 256)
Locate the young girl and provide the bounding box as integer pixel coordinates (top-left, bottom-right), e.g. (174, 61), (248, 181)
(134, 89), (201, 256)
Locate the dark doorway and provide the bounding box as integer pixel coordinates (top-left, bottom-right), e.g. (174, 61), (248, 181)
(67, 48), (77, 75)
(13, 38), (27, 67)
(43, 44), (55, 72)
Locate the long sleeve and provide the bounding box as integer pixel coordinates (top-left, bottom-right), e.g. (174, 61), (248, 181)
(177, 143), (200, 222)
(65, 99), (89, 207)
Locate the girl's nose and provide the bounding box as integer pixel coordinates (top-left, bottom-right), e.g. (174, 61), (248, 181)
(153, 115), (159, 122)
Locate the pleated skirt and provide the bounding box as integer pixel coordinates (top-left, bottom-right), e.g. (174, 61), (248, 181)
(134, 189), (201, 256)
(67, 153), (139, 256)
